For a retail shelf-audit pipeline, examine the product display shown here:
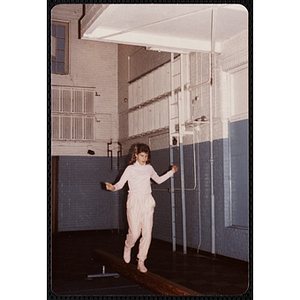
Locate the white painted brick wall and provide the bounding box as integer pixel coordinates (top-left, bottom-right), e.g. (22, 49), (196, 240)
(221, 29), (248, 58)
(221, 29), (248, 72)
(51, 4), (118, 157)
(209, 29), (248, 143)
(117, 30), (248, 150)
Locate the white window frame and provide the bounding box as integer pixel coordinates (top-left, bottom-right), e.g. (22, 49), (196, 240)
(51, 86), (95, 141)
(51, 21), (69, 75)
(225, 63), (249, 229)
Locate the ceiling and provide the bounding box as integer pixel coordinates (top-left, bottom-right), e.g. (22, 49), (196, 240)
(80, 4), (248, 53)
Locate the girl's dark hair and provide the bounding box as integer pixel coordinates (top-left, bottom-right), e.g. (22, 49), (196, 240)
(129, 143), (151, 165)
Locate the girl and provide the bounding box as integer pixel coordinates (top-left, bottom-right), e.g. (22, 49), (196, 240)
(105, 143), (178, 273)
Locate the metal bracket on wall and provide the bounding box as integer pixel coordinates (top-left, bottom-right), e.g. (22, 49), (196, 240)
(107, 140), (113, 170)
(117, 142), (122, 170)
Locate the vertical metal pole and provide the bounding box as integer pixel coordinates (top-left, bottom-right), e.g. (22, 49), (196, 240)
(196, 134), (202, 253)
(179, 142), (187, 254)
(210, 8), (216, 256)
(180, 54), (187, 255)
(169, 53), (176, 252)
(170, 145), (176, 252)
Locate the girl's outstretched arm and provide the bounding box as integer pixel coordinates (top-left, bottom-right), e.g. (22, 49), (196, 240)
(151, 165), (178, 185)
(105, 182), (115, 191)
(105, 166), (131, 192)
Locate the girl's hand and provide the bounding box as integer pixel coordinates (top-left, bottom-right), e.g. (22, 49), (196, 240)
(172, 165), (178, 174)
(105, 182), (115, 191)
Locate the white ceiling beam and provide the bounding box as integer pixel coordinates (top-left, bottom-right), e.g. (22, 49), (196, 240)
(80, 4), (109, 38)
(80, 4), (247, 53)
(86, 5), (217, 41)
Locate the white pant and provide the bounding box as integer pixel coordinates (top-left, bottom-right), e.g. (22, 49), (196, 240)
(125, 193), (156, 261)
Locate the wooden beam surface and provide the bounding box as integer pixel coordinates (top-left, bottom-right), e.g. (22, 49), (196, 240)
(92, 249), (201, 296)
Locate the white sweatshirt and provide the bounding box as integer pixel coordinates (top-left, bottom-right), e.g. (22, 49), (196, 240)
(113, 161), (173, 195)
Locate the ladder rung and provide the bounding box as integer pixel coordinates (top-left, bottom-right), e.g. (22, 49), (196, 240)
(184, 131), (194, 135)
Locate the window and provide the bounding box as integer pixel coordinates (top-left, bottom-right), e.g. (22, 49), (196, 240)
(51, 86), (95, 140)
(51, 21), (69, 74)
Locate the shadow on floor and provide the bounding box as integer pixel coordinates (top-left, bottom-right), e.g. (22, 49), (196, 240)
(50, 230), (249, 296)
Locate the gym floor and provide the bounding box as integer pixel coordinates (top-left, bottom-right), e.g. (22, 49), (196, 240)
(50, 230), (249, 296)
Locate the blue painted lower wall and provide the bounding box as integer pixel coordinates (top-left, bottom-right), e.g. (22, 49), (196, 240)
(150, 136), (248, 262)
(57, 156), (119, 232)
(56, 120), (249, 261)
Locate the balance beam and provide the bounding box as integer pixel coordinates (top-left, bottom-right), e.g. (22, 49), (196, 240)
(92, 249), (200, 296)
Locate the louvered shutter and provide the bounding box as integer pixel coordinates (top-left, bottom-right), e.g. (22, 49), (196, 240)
(73, 89), (83, 113)
(61, 116), (71, 139)
(72, 116), (83, 140)
(51, 87), (60, 112)
(52, 115), (59, 139)
(61, 88), (72, 112)
(85, 117), (94, 140)
(85, 90), (94, 114)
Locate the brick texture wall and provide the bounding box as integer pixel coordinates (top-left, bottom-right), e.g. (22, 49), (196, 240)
(51, 4), (118, 157)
